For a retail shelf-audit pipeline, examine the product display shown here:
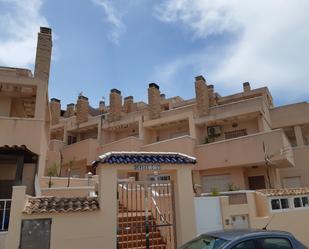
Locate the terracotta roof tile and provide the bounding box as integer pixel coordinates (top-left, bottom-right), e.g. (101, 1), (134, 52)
(258, 188), (309, 197)
(23, 197), (99, 214)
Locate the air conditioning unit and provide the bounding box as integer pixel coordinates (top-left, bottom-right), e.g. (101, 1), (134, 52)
(207, 126), (221, 137)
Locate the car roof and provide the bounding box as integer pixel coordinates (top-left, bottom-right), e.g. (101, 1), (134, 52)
(205, 229), (293, 241)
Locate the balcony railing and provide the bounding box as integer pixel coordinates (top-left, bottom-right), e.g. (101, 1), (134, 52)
(0, 199), (11, 232)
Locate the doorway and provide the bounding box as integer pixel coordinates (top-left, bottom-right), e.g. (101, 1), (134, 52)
(248, 175), (266, 190)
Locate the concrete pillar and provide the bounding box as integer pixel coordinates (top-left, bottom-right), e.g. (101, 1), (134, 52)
(294, 125), (304, 147)
(76, 95), (89, 124)
(34, 27), (52, 82)
(174, 167), (197, 246)
(34, 82), (48, 119)
(138, 117), (144, 140)
(5, 186), (27, 249)
(50, 98), (61, 125)
(195, 75), (209, 117)
(97, 118), (102, 143)
(148, 83), (161, 120)
(64, 125), (68, 144)
(188, 112), (196, 139)
(97, 165), (117, 249)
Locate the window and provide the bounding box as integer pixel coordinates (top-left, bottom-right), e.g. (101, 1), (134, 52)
(224, 129), (247, 139)
(302, 197), (309, 206)
(271, 198), (289, 210)
(148, 174), (170, 181)
(280, 199), (289, 209)
(294, 197), (302, 208)
(232, 240), (256, 249)
(258, 238), (293, 249)
(283, 177), (301, 188)
(202, 174), (231, 193)
(179, 235), (227, 249)
(271, 199), (281, 210)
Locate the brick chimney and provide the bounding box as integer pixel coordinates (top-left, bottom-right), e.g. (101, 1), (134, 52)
(64, 103), (75, 118)
(207, 85), (217, 106)
(108, 89), (122, 122)
(148, 83), (161, 120)
(243, 82), (251, 93)
(34, 27), (52, 82)
(123, 96), (135, 113)
(195, 75), (209, 116)
(76, 95), (89, 124)
(99, 100), (106, 114)
(50, 98), (61, 125)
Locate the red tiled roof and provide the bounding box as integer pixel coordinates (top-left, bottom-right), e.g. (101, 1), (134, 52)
(257, 188), (309, 197)
(23, 196), (99, 214)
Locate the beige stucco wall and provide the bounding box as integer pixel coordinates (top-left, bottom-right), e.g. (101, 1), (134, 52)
(142, 135), (195, 157)
(270, 102), (309, 128)
(0, 232), (7, 249)
(266, 210), (309, 245)
(279, 146), (309, 187)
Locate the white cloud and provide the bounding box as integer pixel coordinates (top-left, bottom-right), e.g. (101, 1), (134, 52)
(92, 0), (125, 45)
(155, 0), (309, 101)
(0, 0), (48, 68)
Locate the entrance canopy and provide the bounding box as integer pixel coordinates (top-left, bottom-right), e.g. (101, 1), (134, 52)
(92, 151), (197, 166)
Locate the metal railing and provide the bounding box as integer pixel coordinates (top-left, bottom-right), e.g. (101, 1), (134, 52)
(0, 199), (11, 231)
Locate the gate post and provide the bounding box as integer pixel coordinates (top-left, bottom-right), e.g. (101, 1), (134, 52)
(98, 165), (118, 249)
(174, 166), (197, 246)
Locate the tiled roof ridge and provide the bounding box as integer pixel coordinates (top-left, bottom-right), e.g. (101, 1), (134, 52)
(94, 151), (197, 165)
(257, 187), (309, 197)
(100, 151), (196, 160)
(23, 196), (99, 214)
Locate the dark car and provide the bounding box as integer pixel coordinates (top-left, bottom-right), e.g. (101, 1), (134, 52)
(179, 230), (308, 249)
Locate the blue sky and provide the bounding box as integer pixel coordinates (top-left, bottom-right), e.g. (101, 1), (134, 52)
(0, 0), (309, 108)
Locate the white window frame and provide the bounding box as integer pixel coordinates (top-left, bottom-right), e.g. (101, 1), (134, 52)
(269, 195), (309, 212)
(269, 196), (292, 212)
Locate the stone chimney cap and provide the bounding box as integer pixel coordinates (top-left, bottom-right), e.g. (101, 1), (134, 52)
(195, 75), (205, 82)
(149, 83), (159, 90)
(243, 82), (250, 86)
(207, 85), (214, 89)
(67, 103), (75, 107)
(111, 88), (121, 95)
(40, 27), (52, 35)
(160, 93), (166, 98)
(51, 98), (60, 103)
(99, 100), (105, 105)
(78, 95), (88, 101)
(124, 96), (134, 101)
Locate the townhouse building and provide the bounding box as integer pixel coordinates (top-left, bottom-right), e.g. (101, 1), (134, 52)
(48, 76), (309, 192)
(0, 27), (52, 235)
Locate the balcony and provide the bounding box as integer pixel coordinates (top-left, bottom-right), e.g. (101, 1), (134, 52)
(98, 136), (143, 155)
(195, 129), (294, 170)
(62, 138), (99, 165)
(195, 96), (266, 124)
(141, 135), (195, 156)
(0, 117), (45, 154)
